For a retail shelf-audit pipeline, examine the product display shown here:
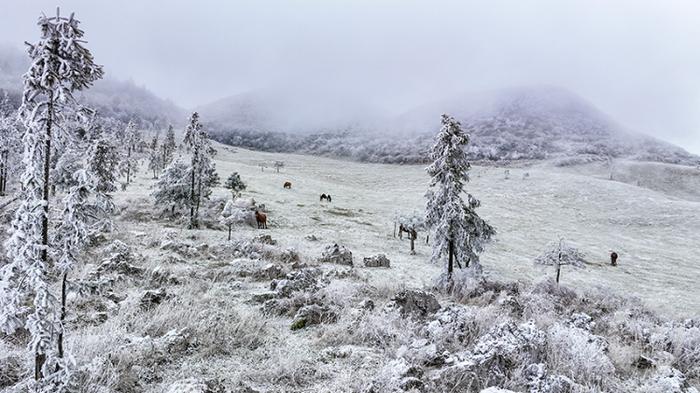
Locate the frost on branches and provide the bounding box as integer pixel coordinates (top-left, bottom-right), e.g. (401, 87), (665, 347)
(394, 210), (426, 254)
(160, 124), (177, 167)
(0, 91), (22, 196)
(152, 160), (192, 215)
(182, 112), (219, 229)
(1, 8), (103, 381)
(220, 199), (252, 240)
(223, 172), (247, 199)
(147, 131), (162, 179)
(120, 121), (142, 185)
(534, 238), (586, 284)
(425, 114), (494, 289)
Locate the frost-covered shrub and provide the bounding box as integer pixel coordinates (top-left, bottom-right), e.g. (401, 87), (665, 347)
(270, 267), (325, 298)
(546, 323), (614, 386)
(422, 305), (481, 352)
(320, 308), (419, 350)
(634, 366), (700, 393)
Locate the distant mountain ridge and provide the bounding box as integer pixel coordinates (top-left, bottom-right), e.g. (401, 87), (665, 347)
(206, 86), (697, 165)
(0, 45), (185, 129)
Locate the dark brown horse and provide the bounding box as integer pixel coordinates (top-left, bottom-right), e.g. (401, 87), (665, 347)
(283, 181), (292, 189)
(255, 210), (267, 229)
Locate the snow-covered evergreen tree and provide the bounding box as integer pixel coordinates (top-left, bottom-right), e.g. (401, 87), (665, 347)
(152, 160), (191, 215)
(425, 114), (495, 288)
(1, 9), (103, 380)
(161, 124), (177, 165)
(273, 160), (285, 173)
(147, 132), (161, 179)
(0, 93), (21, 196)
(121, 121), (141, 185)
(223, 172), (246, 199)
(182, 112), (218, 228)
(86, 135), (120, 217)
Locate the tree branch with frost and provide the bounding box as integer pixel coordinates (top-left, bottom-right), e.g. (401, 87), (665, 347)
(534, 238), (586, 284)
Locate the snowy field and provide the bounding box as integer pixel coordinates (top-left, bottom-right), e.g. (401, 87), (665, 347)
(152, 144), (698, 319)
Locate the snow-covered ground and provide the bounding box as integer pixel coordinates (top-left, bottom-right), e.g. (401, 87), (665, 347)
(176, 144), (698, 319)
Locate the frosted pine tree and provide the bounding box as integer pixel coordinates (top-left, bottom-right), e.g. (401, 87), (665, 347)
(1, 9), (103, 380)
(425, 114), (494, 289)
(0, 91), (20, 196)
(121, 121), (141, 185)
(147, 132), (161, 179)
(51, 169), (94, 370)
(161, 124), (177, 165)
(152, 160), (191, 216)
(86, 135), (120, 219)
(224, 172), (246, 199)
(183, 112), (218, 228)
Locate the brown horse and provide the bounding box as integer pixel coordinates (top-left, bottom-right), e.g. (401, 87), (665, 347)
(255, 210), (267, 229)
(283, 181), (292, 189)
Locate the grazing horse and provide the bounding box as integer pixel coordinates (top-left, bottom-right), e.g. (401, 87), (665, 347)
(255, 210), (267, 229)
(320, 193), (332, 202)
(398, 224), (417, 240)
(283, 181), (292, 189)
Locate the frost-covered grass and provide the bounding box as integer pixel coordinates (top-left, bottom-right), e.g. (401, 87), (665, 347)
(0, 144), (698, 392)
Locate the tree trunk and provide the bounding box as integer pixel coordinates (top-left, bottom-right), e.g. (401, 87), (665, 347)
(556, 263), (561, 284)
(36, 92), (54, 380)
(189, 157), (197, 229)
(447, 240), (454, 279)
(195, 178), (202, 225)
(57, 271), (67, 367)
(0, 151), (6, 196)
(228, 225), (231, 241)
(410, 236), (415, 255)
(126, 147), (131, 184)
(393, 222), (396, 238)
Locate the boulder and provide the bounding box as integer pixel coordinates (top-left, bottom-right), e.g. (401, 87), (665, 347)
(363, 254), (390, 268)
(252, 263), (284, 281)
(318, 244), (353, 266)
(389, 289), (440, 318)
(139, 288), (168, 310)
(270, 268), (322, 298)
(290, 304), (339, 330)
(252, 234), (277, 245)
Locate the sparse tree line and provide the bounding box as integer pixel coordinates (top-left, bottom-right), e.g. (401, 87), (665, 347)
(0, 10), (198, 389)
(208, 114), (697, 166)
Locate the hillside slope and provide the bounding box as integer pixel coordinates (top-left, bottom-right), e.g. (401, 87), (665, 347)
(0, 45), (184, 128)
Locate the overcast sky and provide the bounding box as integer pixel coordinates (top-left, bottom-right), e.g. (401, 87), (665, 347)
(1, 0), (699, 152)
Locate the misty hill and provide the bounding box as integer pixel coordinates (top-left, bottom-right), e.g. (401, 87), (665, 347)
(0, 45), (184, 129)
(207, 86), (697, 165)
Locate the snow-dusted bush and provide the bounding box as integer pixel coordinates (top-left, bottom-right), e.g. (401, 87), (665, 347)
(546, 323), (614, 386)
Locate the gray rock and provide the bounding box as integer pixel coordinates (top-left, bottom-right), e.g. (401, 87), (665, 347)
(291, 304), (338, 330)
(139, 288), (168, 310)
(252, 263), (284, 281)
(318, 243), (353, 266)
(389, 290), (440, 318)
(252, 234), (277, 245)
(363, 254), (390, 268)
